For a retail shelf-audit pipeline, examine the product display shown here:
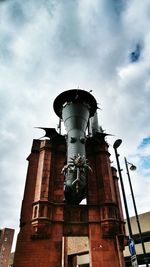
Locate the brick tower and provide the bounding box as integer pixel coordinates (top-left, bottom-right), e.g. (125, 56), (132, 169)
(13, 89), (126, 267)
(0, 228), (14, 267)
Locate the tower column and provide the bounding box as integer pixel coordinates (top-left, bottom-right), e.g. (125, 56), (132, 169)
(87, 136), (125, 267)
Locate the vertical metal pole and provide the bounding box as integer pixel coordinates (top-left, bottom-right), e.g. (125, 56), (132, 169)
(124, 157), (149, 267)
(114, 148), (133, 238)
(58, 118), (61, 134)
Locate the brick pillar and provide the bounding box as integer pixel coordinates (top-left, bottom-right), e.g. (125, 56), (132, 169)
(112, 167), (126, 254)
(13, 137), (66, 267)
(0, 228), (14, 267)
(87, 134), (125, 267)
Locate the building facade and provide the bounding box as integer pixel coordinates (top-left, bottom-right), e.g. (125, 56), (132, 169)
(0, 228), (14, 267)
(124, 212), (150, 266)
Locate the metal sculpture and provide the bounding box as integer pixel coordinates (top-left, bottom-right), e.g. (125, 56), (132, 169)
(53, 89), (97, 204)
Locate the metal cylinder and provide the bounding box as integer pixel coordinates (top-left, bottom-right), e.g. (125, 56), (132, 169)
(53, 89), (97, 204)
(62, 102), (89, 162)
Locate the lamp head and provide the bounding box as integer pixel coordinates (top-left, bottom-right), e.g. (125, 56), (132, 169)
(129, 164), (137, 171)
(113, 139), (122, 149)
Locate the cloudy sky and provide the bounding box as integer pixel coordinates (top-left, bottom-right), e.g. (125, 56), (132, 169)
(0, 0), (150, 250)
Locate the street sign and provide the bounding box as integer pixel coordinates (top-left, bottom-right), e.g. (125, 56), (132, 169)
(128, 238), (136, 257)
(128, 238), (138, 267)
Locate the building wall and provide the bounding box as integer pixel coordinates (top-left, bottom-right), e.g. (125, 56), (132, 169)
(125, 212), (150, 236)
(124, 212), (150, 257)
(0, 228), (14, 267)
(67, 236), (89, 255)
(67, 212), (150, 266)
(13, 139), (66, 267)
(13, 136), (126, 267)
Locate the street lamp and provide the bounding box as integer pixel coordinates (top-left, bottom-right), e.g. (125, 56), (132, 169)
(113, 140), (133, 238)
(124, 157), (149, 267)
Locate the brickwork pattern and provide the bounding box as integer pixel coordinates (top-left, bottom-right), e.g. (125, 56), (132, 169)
(0, 228), (14, 267)
(13, 135), (126, 267)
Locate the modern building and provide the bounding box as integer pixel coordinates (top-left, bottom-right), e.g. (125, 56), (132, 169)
(0, 228), (14, 267)
(124, 211), (150, 266)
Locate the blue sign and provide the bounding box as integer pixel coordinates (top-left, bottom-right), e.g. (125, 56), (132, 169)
(128, 238), (136, 256)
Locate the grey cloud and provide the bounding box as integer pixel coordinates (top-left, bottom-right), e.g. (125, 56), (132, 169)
(0, 0), (150, 235)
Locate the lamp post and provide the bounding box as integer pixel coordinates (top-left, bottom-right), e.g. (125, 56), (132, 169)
(124, 157), (149, 267)
(113, 140), (133, 238)
(113, 140), (139, 266)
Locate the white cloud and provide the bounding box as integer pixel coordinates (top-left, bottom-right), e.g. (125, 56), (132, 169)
(0, 0), (150, 247)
